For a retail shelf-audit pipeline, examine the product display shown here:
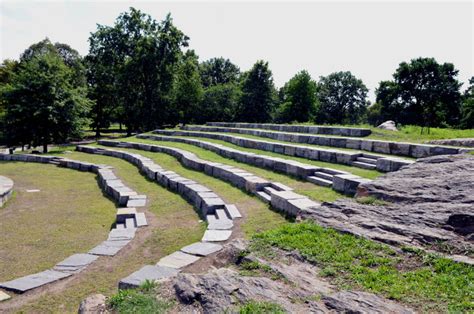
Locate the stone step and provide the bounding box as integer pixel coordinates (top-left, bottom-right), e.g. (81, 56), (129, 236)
(352, 161), (377, 170)
(206, 214), (233, 230)
(256, 191), (271, 203)
(116, 224), (125, 230)
(263, 186), (278, 195)
(224, 204), (242, 219)
(307, 176), (333, 187)
(118, 265), (179, 289)
(135, 212), (148, 227)
(269, 182), (292, 191)
(357, 157), (378, 165)
(215, 209), (228, 220)
(313, 171), (333, 181)
(180, 242), (223, 256)
(202, 229), (232, 242)
(125, 218), (136, 229)
(157, 251), (201, 269)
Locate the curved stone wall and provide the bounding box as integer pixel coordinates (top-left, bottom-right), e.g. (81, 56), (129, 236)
(153, 130), (413, 172)
(206, 122), (372, 137)
(182, 125), (471, 158)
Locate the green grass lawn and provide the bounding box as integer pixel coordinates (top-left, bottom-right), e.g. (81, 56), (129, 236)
(7, 151), (207, 313)
(0, 161), (116, 282)
(139, 134), (381, 180)
(250, 222), (474, 312)
(121, 137), (345, 203)
(92, 144), (288, 236)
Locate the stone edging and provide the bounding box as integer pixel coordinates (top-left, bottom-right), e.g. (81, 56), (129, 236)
(206, 122), (372, 137)
(0, 153), (148, 293)
(137, 134), (371, 196)
(154, 129), (413, 172)
(181, 125), (472, 158)
(0, 176), (14, 207)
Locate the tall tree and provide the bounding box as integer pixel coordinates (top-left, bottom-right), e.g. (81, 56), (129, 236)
(200, 57), (240, 87)
(198, 83), (241, 123)
(460, 76), (474, 129)
(317, 71), (368, 124)
(237, 60), (276, 123)
(277, 70), (317, 123)
(376, 57), (462, 129)
(2, 52), (90, 152)
(173, 51), (203, 125)
(87, 8), (188, 134)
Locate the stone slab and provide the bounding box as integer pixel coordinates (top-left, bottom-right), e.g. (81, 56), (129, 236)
(126, 198), (146, 207)
(89, 240), (130, 256)
(135, 212), (148, 227)
(0, 270), (71, 293)
(202, 230), (232, 242)
(0, 290), (11, 302)
(180, 242), (223, 256)
(156, 251), (201, 269)
(224, 204), (242, 219)
(55, 253), (98, 267)
(118, 265), (179, 289)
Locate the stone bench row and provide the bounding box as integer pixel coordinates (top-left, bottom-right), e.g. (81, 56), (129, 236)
(0, 154), (148, 293)
(182, 125), (471, 159)
(75, 145), (245, 245)
(0, 176), (14, 207)
(136, 135), (370, 196)
(206, 122), (372, 137)
(153, 130), (412, 173)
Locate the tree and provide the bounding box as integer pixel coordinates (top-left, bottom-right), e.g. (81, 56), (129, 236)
(376, 57), (462, 130)
(237, 60), (276, 122)
(317, 71), (368, 124)
(200, 57), (240, 87)
(2, 52), (90, 152)
(277, 70), (317, 123)
(198, 83), (241, 123)
(460, 77), (474, 129)
(0, 60), (19, 144)
(87, 8), (188, 134)
(173, 51), (203, 125)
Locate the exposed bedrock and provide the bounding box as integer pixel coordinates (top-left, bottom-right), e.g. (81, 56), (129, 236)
(301, 154), (474, 260)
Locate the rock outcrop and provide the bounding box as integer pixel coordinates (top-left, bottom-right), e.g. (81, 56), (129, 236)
(377, 120), (398, 131)
(78, 294), (108, 314)
(301, 154), (474, 261)
(428, 138), (474, 148)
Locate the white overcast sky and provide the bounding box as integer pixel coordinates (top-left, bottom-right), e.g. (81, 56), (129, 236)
(1, 0), (473, 101)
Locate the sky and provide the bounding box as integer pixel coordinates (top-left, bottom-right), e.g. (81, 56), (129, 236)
(1, 0), (473, 101)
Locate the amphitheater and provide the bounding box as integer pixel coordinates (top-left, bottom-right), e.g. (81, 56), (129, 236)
(0, 122), (473, 312)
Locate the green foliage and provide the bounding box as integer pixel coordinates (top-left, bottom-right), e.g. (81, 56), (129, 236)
(2, 49), (90, 152)
(238, 300), (286, 314)
(108, 287), (172, 314)
(237, 60), (277, 123)
(251, 222), (474, 311)
(199, 83), (241, 123)
(200, 57), (240, 87)
(276, 70), (317, 123)
(317, 71), (369, 124)
(460, 76), (474, 129)
(87, 8), (188, 134)
(376, 57), (462, 129)
(174, 50), (203, 124)
(356, 196), (388, 206)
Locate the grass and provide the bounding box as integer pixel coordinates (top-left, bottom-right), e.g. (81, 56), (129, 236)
(92, 144), (288, 236)
(250, 222), (474, 312)
(108, 281), (173, 314)
(0, 161), (116, 282)
(122, 137), (345, 203)
(9, 151), (206, 313)
(356, 196), (389, 206)
(138, 133), (381, 180)
(238, 300), (286, 314)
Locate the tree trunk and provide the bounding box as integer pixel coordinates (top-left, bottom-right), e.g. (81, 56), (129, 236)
(95, 128), (101, 138)
(43, 143), (48, 153)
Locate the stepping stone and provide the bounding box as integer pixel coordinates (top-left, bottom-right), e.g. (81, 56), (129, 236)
(157, 251), (201, 269)
(202, 230), (232, 242)
(108, 228), (136, 241)
(53, 254), (98, 273)
(119, 265), (179, 289)
(116, 208), (137, 223)
(224, 204), (242, 219)
(0, 290), (10, 302)
(127, 195), (147, 207)
(135, 212), (148, 227)
(0, 270), (71, 293)
(125, 218), (136, 229)
(180, 242), (223, 256)
(89, 240), (130, 256)
(207, 215), (233, 230)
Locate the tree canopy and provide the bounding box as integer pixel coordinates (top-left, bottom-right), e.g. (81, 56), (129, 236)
(200, 57), (240, 87)
(317, 71), (368, 124)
